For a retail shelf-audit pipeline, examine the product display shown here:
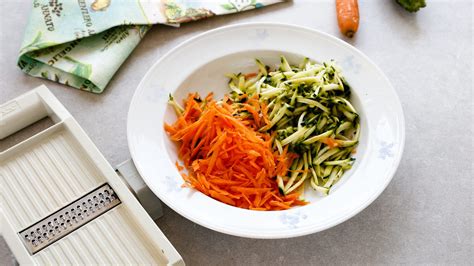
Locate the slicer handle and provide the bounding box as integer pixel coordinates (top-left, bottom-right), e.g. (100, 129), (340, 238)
(116, 159), (164, 220)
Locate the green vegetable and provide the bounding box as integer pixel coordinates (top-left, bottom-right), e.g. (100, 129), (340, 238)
(396, 0), (426, 12)
(168, 94), (184, 115)
(226, 56), (361, 196)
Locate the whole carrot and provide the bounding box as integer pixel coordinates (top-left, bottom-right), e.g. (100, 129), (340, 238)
(336, 0), (360, 38)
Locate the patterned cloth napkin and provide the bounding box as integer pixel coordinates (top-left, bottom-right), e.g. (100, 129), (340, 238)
(18, 0), (283, 93)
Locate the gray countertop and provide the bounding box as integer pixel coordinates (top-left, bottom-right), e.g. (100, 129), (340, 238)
(1, 1), (472, 265)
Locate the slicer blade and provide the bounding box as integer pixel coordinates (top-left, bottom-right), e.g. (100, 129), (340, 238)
(18, 183), (121, 254)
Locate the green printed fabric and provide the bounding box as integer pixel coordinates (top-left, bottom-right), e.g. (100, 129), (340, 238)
(18, 0), (283, 93)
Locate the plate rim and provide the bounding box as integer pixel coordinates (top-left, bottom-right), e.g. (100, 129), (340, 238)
(127, 22), (406, 239)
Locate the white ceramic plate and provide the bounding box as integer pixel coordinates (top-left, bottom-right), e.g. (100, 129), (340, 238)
(128, 23), (405, 239)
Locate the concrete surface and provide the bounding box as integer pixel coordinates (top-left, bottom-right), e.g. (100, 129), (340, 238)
(1, 0), (472, 265)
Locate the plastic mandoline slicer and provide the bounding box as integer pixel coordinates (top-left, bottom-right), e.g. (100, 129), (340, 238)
(0, 85), (184, 265)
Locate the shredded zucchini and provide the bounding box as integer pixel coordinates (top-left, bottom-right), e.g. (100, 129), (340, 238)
(227, 56), (360, 196)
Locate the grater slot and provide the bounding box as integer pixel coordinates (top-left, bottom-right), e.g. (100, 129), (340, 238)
(18, 183), (121, 254)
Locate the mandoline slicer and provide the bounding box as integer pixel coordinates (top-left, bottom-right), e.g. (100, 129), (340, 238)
(0, 85), (184, 265)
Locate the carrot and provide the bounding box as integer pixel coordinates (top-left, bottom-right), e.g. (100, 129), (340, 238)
(175, 161), (184, 171)
(322, 137), (340, 149)
(209, 190), (235, 205)
(244, 72), (258, 79)
(269, 200), (291, 210)
(165, 93), (307, 211)
(336, 0), (359, 38)
(260, 102), (270, 126)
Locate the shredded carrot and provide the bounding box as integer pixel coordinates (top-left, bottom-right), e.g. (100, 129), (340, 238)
(244, 72), (258, 79)
(322, 137), (340, 149)
(165, 93), (306, 210)
(175, 161), (184, 171)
